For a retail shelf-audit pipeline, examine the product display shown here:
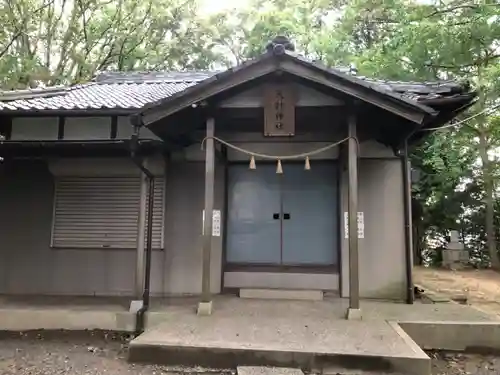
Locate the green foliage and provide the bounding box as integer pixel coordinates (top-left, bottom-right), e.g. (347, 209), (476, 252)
(324, 0), (500, 267)
(0, 0), (220, 88)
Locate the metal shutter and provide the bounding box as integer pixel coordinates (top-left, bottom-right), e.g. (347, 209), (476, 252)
(51, 176), (164, 249)
(144, 177), (165, 249)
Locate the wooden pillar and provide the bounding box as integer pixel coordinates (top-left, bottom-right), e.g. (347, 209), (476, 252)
(198, 117), (215, 315)
(346, 112), (361, 320)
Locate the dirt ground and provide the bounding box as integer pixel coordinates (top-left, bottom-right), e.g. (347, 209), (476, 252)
(0, 331), (500, 375)
(430, 351), (500, 375)
(0, 330), (231, 375)
(413, 266), (500, 317)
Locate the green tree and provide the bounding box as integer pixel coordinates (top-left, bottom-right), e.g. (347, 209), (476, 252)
(206, 0), (341, 65)
(321, 0), (500, 267)
(0, 0), (220, 88)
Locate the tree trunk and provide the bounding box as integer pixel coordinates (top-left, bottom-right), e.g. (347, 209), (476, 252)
(411, 198), (424, 265)
(414, 224), (424, 265)
(478, 130), (500, 269)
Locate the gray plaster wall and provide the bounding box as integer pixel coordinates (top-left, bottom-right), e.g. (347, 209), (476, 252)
(0, 143), (405, 299)
(0, 160), (136, 296)
(340, 158), (406, 300)
(10, 117), (59, 140)
(160, 161), (224, 295)
(218, 82), (344, 108)
(64, 117), (111, 140)
(9, 117), (159, 141)
(0, 158), (224, 296)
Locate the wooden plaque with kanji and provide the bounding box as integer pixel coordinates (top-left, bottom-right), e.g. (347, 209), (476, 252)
(263, 84), (296, 137)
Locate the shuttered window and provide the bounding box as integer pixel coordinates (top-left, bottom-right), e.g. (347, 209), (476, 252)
(51, 176), (165, 249)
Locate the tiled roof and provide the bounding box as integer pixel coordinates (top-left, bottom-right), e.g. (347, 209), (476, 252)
(0, 72), (215, 112)
(293, 54), (472, 103)
(0, 67), (472, 112)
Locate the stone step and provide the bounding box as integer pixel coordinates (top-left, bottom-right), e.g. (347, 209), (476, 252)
(128, 319), (430, 375)
(237, 366), (303, 375)
(420, 291), (450, 304)
(239, 288), (323, 301)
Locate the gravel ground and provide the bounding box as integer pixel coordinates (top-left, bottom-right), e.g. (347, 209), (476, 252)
(429, 351), (500, 375)
(1, 330), (500, 375)
(0, 330), (231, 375)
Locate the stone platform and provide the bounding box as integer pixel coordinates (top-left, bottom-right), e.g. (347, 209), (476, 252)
(2, 294), (500, 375)
(0, 295), (134, 331)
(129, 298), (431, 375)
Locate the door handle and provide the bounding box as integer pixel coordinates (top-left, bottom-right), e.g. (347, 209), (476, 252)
(283, 213), (291, 220)
(273, 213), (280, 220)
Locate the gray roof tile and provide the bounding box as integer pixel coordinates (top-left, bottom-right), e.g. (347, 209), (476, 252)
(0, 67), (472, 112)
(0, 72), (212, 112)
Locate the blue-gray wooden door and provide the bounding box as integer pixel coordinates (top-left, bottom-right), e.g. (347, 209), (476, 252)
(226, 162), (338, 265)
(281, 163), (338, 265)
(226, 164), (281, 264)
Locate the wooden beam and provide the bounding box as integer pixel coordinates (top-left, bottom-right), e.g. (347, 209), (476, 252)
(142, 56), (277, 126)
(57, 117), (65, 140)
(201, 117), (215, 306)
(0, 116), (13, 140)
(110, 116), (118, 139)
(280, 60), (432, 125)
(347, 112), (361, 318)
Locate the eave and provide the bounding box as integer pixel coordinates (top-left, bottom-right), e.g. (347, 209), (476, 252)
(139, 51), (437, 128)
(0, 108), (137, 117)
(0, 139), (164, 157)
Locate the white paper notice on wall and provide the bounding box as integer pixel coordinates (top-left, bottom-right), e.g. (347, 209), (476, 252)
(212, 210), (221, 236)
(344, 212), (364, 239)
(202, 209), (221, 237)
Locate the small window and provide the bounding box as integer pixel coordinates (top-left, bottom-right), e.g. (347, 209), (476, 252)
(51, 176), (164, 249)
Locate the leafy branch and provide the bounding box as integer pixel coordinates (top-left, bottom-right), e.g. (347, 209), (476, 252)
(0, 0), (55, 58)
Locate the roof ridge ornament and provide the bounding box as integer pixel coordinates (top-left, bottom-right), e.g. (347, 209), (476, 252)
(349, 63), (358, 75)
(266, 36), (295, 55)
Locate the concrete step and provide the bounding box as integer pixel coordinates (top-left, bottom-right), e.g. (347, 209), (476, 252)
(128, 319), (430, 375)
(239, 288), (323, 301)
(237, 366), (303, 375)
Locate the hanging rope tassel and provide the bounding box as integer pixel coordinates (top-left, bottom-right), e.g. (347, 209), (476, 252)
(276, 159), (283, 174)
(249, 155), (256, 170)
(304, 156), (311, 170)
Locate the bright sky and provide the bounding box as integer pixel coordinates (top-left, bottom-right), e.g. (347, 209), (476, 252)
(200, 0), (249, 14)
(200, 0), (436, 13)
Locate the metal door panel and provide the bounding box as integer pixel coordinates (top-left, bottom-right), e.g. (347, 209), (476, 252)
(226, 164), (281, 264)
(281, 163), (338, 265)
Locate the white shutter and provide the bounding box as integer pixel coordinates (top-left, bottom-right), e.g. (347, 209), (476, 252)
(52, 176), (164, 249)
